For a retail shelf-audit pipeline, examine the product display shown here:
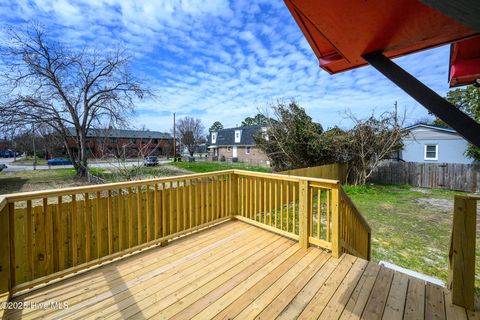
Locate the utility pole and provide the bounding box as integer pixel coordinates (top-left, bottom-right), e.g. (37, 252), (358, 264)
(32, 124), (37, 170)
(173, 112), (176, 162)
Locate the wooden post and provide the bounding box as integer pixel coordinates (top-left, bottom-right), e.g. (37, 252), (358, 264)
(448, 195), (477, 310)
(331, 186), (341, 258)
(298, 179), (310, 248)
(0, 200), (11, 295)
(231, 174), (238, 219)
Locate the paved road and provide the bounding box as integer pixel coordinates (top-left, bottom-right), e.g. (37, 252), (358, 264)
(0, 157), (170, 173)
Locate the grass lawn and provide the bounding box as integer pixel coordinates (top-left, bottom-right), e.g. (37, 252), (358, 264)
(0, 168), (89, 195)
(170, 161), (272, 173)
(344, 184), (479, 290)
(12, 157), (48, 166)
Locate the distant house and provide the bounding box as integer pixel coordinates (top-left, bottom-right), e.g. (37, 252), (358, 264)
(63, 128), (173, 158)
(181, 143), (209, 158)
(399, 124), (473, 164)
(208, 125), (269, 164)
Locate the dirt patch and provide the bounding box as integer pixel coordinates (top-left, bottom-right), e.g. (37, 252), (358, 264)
(414, 197), (453, 211)
(410, 187), (432, 194)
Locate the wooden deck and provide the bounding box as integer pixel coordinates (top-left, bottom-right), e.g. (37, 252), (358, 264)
(3, 220), (477, 320)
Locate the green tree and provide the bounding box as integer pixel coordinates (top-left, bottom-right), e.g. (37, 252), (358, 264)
(432, 86), (480, 160)
(209, 121), (224, 132)
(241, 113), (270, 127)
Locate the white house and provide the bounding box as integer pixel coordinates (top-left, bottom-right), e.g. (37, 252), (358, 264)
(400, 124), (474, 164)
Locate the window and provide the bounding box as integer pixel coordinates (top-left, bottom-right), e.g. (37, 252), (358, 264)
(261, 127), (269, 141)
(152, 139), (158, 144)
(424, 144), (438, 160)
(235, 130), (241, 143)
(130, 138), (136, 144)
(109, 137), (117, 144)
(246, 146), (251, 154)
(211, 132), (217, 144)
(142, 138), (148, 144)
(227, 146), (231, 152)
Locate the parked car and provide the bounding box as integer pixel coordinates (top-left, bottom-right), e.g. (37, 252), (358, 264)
(47, 158), (72, 166)
(143, 156), (159, 166)
(0, 164), (7, 172)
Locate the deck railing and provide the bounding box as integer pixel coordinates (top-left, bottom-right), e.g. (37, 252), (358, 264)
(0, 169), (370, 298)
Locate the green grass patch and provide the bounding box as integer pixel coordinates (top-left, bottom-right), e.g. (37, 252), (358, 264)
(170, 161), (272, 173)
(344, 184), (479, 289)
(0, 168), (83, 194)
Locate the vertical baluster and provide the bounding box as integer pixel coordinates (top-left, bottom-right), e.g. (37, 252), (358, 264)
(200, 179), (205, 224)
(274, 180), (278, 228)
(96, 191), (102, 257)
(154, 184), (159, 239)
(8, 203), (16, 288)
(293, 184), (296, 234)
(71, 194), (78, 266)
(219, 176), (223, 218)
(268, 180), (272, 226)
(169, 182), (174, 234)
(118, 189), (124, 250)
(57, 196), (64, 270)
(176, 180), (181, 231)
(253, 177), (257, 221)
(146, 184), (151, 242)
(309, 187), (313, 237)
(43, 198), (53, 275)
(182, 180), (186, 230)
(263, 179), (267, 224)
(161, 183), (167, 237)
(280, 181), (284, 230)
(240, 176), (244, 217)
(128, 188), (134, 248)
(85, 192), (91, 261)
(326, 189), (331, 242)
(26, 200), (34, 280)
(107, 190), (113, 254)
(189, 179), (193, 228)
(215, 176), (219, 220)
(286, 183), (290, 232)
(317, 189), (321, 239)
(249, 177), (253, 220)
(137, 186), (143, 244)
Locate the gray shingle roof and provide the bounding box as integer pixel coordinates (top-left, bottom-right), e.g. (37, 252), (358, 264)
(66, 127), (172, 139)
(209, 125), (263, 146)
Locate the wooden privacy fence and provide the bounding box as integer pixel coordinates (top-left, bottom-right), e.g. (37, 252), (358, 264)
(0, 169), (370, 298)
(278, 163), (348, 183)
(368, 161), (480, 192)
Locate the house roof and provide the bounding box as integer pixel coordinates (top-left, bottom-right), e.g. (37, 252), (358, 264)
(210, 125), (263, 146)
(284, 0), (478, 81)
(403, 123), (457, 133)
(66, 127), (172, 139)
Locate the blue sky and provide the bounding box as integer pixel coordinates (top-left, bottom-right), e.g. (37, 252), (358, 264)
(0, 0), (451, 132)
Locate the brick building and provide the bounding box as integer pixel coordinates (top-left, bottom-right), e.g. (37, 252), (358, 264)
(63, 128), (173, 158)
(208, 125), (269, 164)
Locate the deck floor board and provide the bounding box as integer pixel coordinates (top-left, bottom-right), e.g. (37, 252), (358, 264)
(3, 220), (478, 320)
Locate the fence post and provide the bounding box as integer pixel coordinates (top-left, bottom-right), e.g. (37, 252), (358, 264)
(331, 186), (341, 258)
(448, 195), (477, 310)
(298, 179), (310, 248)
(0, 198), (11, 296)
(231, 173), (238, 219)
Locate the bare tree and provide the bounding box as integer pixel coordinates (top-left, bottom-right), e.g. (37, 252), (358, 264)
(175, 117), (205, 157)
(0, 24), (150, 176)
(345, 103), (406, 185)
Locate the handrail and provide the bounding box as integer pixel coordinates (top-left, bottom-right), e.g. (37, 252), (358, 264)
(5, 170), (235, 202)
(0, 169), (371, 297)
(339, 188), (371, 233)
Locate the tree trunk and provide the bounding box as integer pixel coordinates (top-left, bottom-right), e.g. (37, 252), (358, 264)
(75, 132), (89, 178)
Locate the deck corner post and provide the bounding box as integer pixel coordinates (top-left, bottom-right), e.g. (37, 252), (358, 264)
(331, 186), (341, 258)
(298, 179), (310, 248)
(231, 173), (238, 220)
(0, 199), (12, 295)
(448, 195), (476, 310)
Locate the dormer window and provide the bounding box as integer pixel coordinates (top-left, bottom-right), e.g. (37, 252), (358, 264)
(235, 130), (241, 143)
(211, 132), (217, 144)
(262, 127), (269, 141)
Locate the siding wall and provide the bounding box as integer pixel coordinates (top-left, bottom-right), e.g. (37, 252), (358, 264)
(401, 127), (473, 164)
